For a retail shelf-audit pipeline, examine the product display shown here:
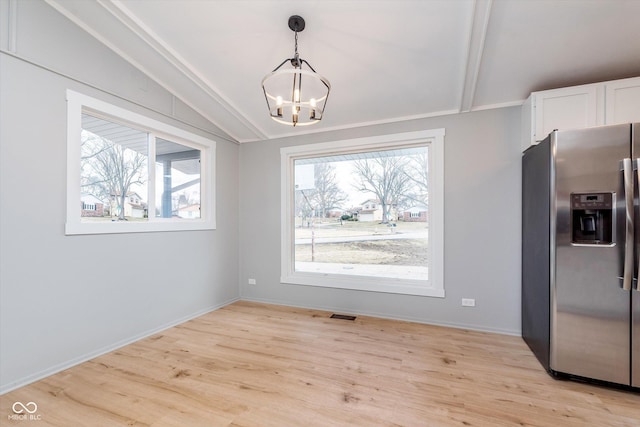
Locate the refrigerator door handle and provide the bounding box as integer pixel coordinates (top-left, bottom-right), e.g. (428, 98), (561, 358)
(622, 158), (634, 291)
(636, 158), (640, 291)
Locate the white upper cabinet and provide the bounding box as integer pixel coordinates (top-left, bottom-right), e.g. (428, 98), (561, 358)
(522, 77), (640, 152)
(605, 78), (640, 125)
(534, 84), (600, 144)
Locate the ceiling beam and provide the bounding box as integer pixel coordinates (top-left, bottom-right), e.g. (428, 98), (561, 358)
(44, 0), (268, 142)
(459, 0), (493, 113)
(2, 0), (18, 53)
(98, 0), (268, 140)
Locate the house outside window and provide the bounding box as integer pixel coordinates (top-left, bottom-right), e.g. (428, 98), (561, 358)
(66, 90), (216, 234)
(281, 129), (444, 297)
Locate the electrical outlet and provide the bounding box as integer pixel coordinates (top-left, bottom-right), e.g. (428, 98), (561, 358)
(248, 278), (257, 285)
(461, 298), (475, 307)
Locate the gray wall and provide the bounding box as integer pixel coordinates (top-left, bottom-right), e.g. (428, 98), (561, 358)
(239, 107), (522, 335)
(0, 1), (239, 393)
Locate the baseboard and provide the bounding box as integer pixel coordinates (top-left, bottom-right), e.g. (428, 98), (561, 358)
(240, 296), (521, 337)
(0, 297), (239, 395)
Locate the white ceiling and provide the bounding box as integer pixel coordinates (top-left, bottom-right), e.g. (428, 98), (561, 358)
(46, 0), (640, 143)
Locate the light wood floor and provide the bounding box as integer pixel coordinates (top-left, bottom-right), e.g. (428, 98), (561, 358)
(1, 301), (638, 426)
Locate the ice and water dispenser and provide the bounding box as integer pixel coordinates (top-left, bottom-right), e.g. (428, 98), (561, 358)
(570, 192), (614, 245)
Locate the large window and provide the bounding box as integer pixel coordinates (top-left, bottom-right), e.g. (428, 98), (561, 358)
(66, 90), (215, 234)
(281, 130), (444, 297)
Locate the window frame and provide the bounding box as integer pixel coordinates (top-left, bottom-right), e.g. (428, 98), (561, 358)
(280, 129), (445, 297)
(66, 90), (216, 235)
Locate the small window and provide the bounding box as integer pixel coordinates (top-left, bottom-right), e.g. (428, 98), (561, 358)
(66, 90), (216, 234)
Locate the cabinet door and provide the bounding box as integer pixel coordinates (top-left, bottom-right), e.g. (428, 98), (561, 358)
(534, 85), (599, 141)
(605, 77), (640, 125)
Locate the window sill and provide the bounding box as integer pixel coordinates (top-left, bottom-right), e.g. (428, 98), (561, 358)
(281, 271), (445, 297)
(65, 219), (216, 235)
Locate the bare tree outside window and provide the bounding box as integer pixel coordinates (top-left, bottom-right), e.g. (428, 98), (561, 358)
(403, 150), (429, 207)
(352, 155), (413, 223)
(294, 162), (347, 224)
(80, 114), (148, 221)
(311, 162), (348, 219)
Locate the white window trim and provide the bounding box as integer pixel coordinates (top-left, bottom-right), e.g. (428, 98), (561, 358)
(66, 90), (216, 235)
(280, 129), (445, 297)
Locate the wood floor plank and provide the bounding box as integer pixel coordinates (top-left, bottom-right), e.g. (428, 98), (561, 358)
(1, 301), (638, 426)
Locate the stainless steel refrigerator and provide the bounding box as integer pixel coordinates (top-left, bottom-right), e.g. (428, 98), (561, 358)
(522, 123), (640, 389)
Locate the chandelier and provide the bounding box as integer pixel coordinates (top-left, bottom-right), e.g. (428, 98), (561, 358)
(261, 15), (331, 126)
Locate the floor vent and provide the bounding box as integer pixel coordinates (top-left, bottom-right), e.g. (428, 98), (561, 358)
(330, 314), (357, 321)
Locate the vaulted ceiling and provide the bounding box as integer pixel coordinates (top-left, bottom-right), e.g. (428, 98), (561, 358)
(46, 0), (640, 143)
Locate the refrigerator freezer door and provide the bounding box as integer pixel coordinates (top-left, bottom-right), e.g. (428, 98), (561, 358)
(551, 124), (631, 385)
